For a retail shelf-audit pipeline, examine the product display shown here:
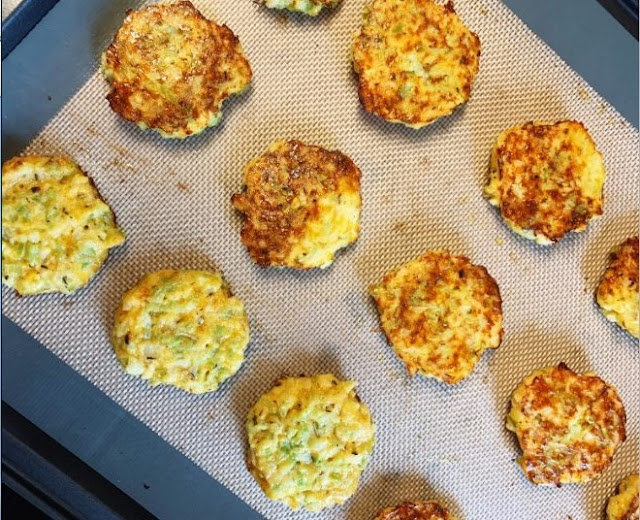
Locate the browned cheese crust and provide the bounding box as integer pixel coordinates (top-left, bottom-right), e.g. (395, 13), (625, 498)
(607, 474), (639, 520)
(507, 363), (627, 486)
(369, 250), (503, 384)
(485, 121), (606, 244)
(596, 236), (639, 338)
(352, 0), (480, 128)
(375, 500), (454, 520)
(232, 140), (362, 269)
(102, 1), (252, 138)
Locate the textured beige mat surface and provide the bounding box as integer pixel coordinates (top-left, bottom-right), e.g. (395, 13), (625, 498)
(2, 0), (22, 21)
(3, 1), (639, 518)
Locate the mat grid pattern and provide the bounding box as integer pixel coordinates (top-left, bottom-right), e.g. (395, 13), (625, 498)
(3, 1), (639, 518)
(1, 0), (22, 21)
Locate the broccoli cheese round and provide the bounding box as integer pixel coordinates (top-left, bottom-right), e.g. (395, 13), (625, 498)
(484, 121), (606, 245)
(507, 363), (626, 486)
(352, 0), (480, 128)
(246, 374), (375, 511)
(375, 501), (455, 520)
(607, 474), (639, 520)
(597, 236), (639, 338)
(369, 250), (503, 384)
(111, 270), (250, 394)
(102, 1), (252, 139)
(232, 140), (362, 269)
(261, 0), (341, 16)
(2, 156), (125, 295)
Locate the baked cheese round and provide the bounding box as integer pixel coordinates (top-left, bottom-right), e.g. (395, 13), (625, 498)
(507, 363), (626, 486)
(232, 140), (361, 269)
(247, 374), (375, 511)
(111, 270), (250, 394)
(375, 501), (455, 520)
(102, 1), (252, 139)
(352, 0), (480, 128)
(2, 155), (125, 295)
(597, 236), (639, 338)
(261, 0), (341, 16)
(607, 474), (639, 520)
(484, 121), (606, 244)
(369, 250), (503, 384)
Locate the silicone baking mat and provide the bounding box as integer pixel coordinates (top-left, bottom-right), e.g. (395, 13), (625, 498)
(2, 0), (23, 20)
(3, 1), (638, 518)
